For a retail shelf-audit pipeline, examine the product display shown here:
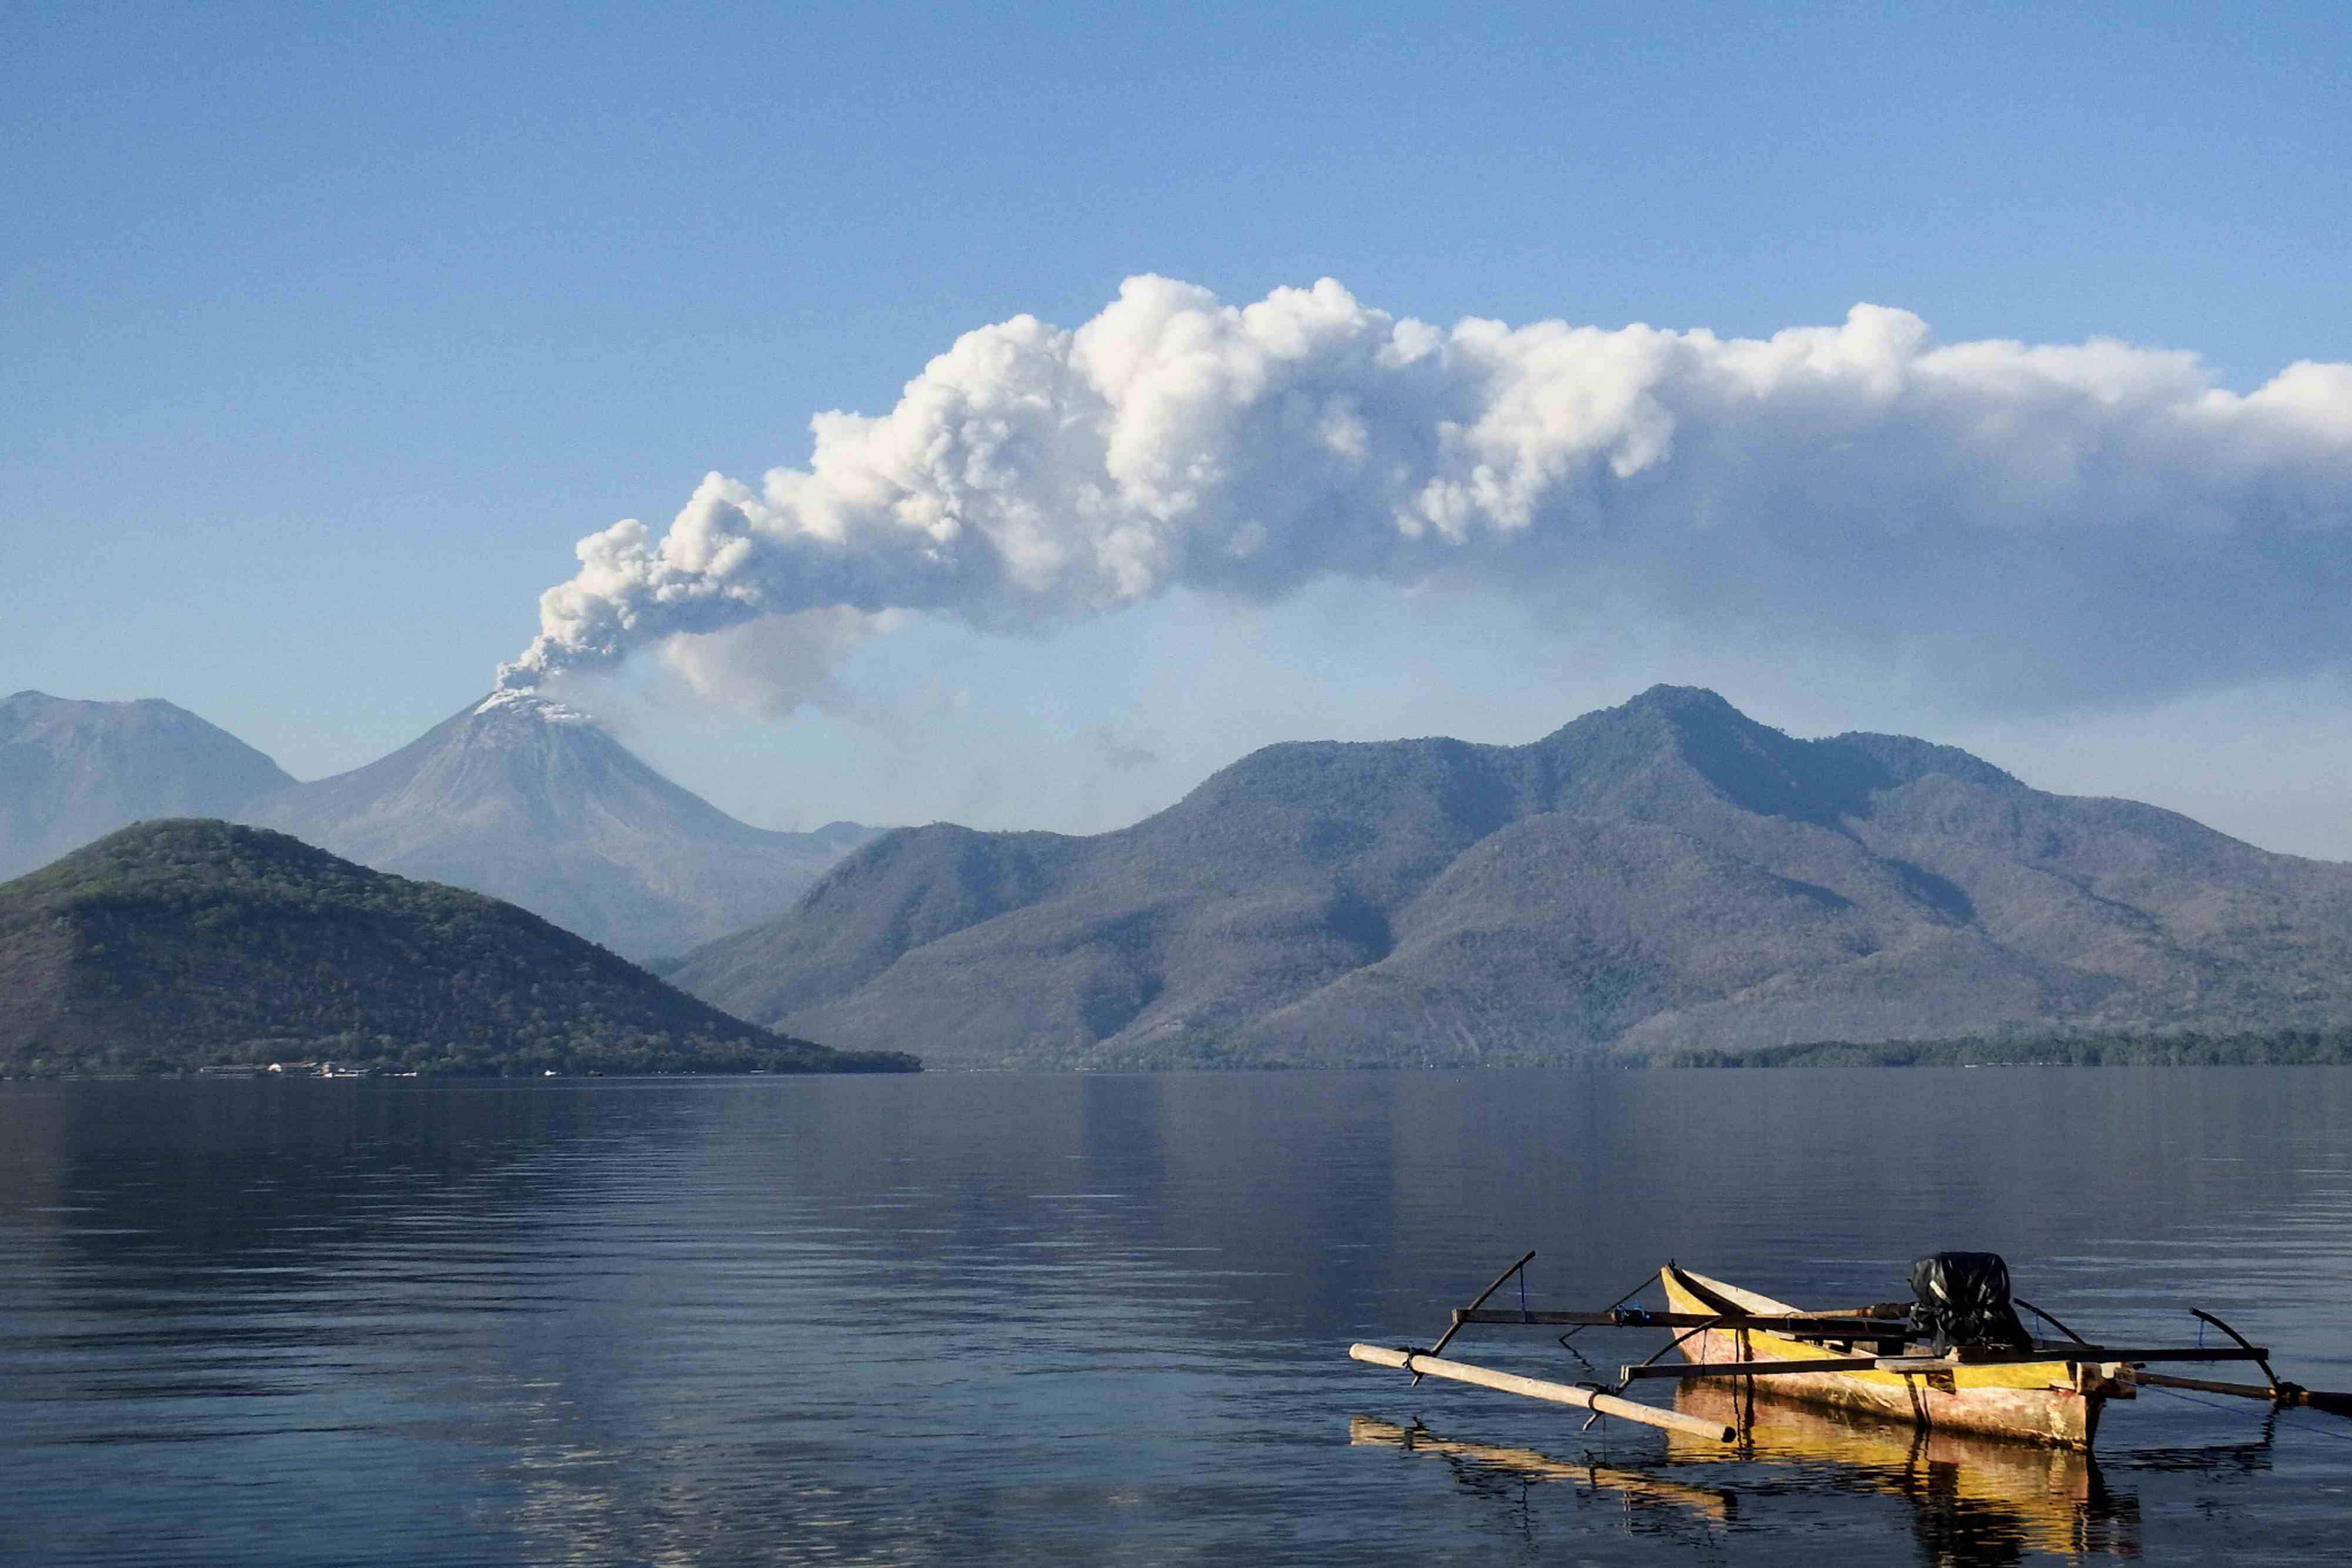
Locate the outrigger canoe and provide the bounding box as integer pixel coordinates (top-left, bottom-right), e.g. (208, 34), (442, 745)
(1657, 1265), (2125, 1447)
(1351, 1251), (2350, 1450)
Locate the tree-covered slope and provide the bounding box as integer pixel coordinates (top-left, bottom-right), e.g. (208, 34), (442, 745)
(671, 687), (2352, 1068)
(0, 820), (918, 1076)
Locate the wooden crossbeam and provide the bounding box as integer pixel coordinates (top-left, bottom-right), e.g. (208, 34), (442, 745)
(1456, 1308), (1905, 1334)
(1616, 1345), (2268, 1382)
(1618, 1356), (1880, 1381)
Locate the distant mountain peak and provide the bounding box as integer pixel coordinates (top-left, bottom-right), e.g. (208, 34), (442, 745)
(0, 691), (296, 881)
(1615, 685), (1788, 746)
(6, 689), (199, 719)
(1547, 684), (1766, 747)
(1622, 683), (1739, 714)
(1547, 686), (2032, 822)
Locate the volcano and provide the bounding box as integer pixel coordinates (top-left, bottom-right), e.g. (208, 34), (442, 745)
(1, 691), (296, 880)
(239, 690), (878, 959)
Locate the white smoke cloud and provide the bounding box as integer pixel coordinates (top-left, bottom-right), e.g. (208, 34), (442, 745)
(500, 275), (2352, 710)
(652, 606), (887, 718)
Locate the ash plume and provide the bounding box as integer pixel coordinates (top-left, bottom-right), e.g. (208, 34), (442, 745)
(499, 275), (2352, 710)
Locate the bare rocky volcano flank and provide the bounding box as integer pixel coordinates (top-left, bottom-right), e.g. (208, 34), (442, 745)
(668, 686), (2352, 1068)
(239, 691), (878, 960)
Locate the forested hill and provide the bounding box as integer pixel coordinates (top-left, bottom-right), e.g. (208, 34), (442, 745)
(0, 820), (919, 1077)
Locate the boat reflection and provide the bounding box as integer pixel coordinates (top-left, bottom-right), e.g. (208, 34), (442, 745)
(1353, 1390), (2164, 1563)
(1665, 1382), (2141, 1561)
(1349, 1415), (1735, 1524)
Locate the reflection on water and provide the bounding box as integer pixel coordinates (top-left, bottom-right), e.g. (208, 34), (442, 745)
(1345, 1385), (2318, 1567)
(1354, 1399), (2139, 1567)
(1348, 1378), (2337, 1568)
(3, 1069), (2351, 1565)
(1669, 1382), (2140, 1563)
(1350, 1415), (1737, 1522)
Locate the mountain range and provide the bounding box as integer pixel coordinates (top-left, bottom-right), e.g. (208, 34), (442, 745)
(1, 689), (878, 961)
(669, 686), (2352, 1069)
(15, 682), (2352, 1072)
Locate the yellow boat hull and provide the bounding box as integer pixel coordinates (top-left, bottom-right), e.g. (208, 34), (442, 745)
(1660, 1266), (2129, 1449)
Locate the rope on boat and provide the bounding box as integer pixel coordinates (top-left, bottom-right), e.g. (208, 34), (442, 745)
(2141, 1380), (2247, 1418)
(2140, 1379), (2352, 1445)
(2015, 1297), (2091, 1345)
(1558, 1271), (1658, 1347)
(2284, 1416), (2352, 1445)
(1571, 1380), (1619, 1433)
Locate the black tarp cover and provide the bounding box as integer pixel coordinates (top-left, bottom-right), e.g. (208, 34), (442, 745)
(1907, 1252), (2035, 1353)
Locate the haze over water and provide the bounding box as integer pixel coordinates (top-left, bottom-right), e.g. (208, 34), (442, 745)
(5, 1068), (2350, 1565)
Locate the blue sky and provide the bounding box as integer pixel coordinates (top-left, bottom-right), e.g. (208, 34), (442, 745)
(6, 2), (2349, 851)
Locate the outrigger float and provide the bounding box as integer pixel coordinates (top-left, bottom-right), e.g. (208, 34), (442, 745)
(1351, 1251), (2352, 1449)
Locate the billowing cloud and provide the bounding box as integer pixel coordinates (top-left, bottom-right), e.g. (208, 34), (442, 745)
(500, 275), (2351, 710)
(652, 607), (886, 718)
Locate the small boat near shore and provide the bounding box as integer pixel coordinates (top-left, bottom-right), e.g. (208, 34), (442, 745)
(1351, 1251), (2352, 1450)
(1656, 1264), (2123, 1447)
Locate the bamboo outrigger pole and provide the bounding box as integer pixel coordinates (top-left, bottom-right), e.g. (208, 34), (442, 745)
(1348, 1344), (1738, 1442)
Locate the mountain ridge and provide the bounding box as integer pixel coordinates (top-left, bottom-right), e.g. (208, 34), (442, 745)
(670, 686), (2352, 1068)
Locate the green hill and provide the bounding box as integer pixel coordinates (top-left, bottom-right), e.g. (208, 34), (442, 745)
(0, 820), (918, 1076)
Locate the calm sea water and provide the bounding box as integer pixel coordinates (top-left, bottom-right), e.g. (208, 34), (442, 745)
(3, 1069), (2349, 1566)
